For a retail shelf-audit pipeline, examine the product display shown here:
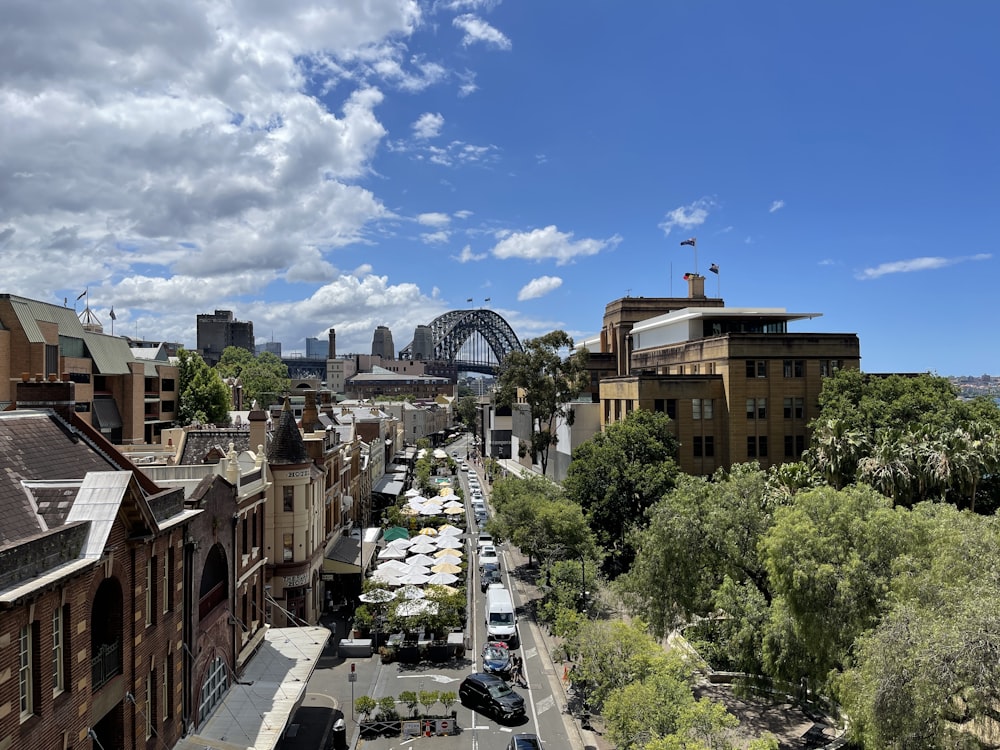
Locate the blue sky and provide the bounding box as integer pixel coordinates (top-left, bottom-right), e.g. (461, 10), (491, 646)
(2, 1), (997, 375)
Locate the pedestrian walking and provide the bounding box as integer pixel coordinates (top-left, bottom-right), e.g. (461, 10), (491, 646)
(513, 654), (527, 688)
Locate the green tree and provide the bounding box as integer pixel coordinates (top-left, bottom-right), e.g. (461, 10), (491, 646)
(455, 395), (478, 429)
(496, 330), (589, 476)
(563, 409), (680, 573)
(761, 484), (904, 690)
(619, 465), (783, 639)
(216, 346), (290, 409)
(177, 348), (230, 426)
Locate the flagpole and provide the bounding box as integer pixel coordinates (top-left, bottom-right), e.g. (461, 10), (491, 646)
(670, 262), (673, 297)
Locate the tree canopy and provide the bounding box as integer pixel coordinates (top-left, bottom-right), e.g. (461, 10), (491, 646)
(177, 348), (230, 426)
(495, 330), (588, 476)
(215, 346), (290, 409)
(563, 409), (681, 574)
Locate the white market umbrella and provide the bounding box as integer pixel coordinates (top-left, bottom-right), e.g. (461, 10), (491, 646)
(377, 560), (410, 573)
(359, 588), (395, 604)
(396, 585), (426, 600)
(407, 553), (437, 567)
(401, 564), (431, 577)
(426, 572), (459, 586)
(386, 538), (413, 551)
(396, 599), (438, 617)
(426, 583), (459, 595)
(434, 554), (462, 566)
(370, 571), (402, 587)
(405, 488), (422, 497)
(436, 537), (463, 550)
(438, 525), (462, 535)
(397, 572), (431, 586)
(378, 546), (407, 560)
(419, 506), (442, 516)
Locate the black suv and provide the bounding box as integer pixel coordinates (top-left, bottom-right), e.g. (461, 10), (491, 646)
(459, 673), (525, 720)
(508, 734), (542, 750)
(481, 566), (502, 592)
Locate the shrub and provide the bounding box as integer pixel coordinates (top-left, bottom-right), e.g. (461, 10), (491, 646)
(355, 695), (377, 720)
(398, 690), (419, 717)
(378, 695), (398, 720)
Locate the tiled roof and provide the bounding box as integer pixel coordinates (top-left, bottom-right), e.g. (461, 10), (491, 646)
(0, 411), (118, 546)
(267, 398), (309, 465)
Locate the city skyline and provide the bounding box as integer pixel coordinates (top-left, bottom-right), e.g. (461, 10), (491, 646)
(2, 2), (998, 375)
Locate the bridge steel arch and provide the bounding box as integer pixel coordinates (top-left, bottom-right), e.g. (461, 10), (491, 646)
(399, 309), (524, 375)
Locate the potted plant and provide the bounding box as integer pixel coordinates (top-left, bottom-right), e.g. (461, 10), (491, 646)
(418, 690), (440, 718)
(352, 604), (374, 638)
(399, 690), (419, 718)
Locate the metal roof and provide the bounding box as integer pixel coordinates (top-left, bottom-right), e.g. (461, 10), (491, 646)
(63, 471), (131, 559)
(82, 330), (134, 374)
(9, 296), (86, 343)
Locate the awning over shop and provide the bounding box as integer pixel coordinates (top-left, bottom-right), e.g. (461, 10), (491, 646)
(373, 473), (405, 497)
(323, 527), (381, 574)
(174, 626), (329, 750)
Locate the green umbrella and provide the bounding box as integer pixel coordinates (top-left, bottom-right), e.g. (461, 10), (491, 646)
(384, 526), (410, 542)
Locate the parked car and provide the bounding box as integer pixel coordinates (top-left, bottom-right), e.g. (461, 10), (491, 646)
(460, 463), (469, 472)
(477, 531), (494, 550)
(459, 673), (525, 720)
(472, 501), (486, 515)
(480, 566), (502, 591)
(508, 734), (542, 750)
(479, 546), (500, 569)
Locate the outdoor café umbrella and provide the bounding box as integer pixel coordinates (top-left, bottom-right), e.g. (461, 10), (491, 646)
(384, 526), (410, 542)
(438, 524), (462, 535)
(434, 554), (462, 566)
(397, 572), (431, 586)
(419, 505), (442, 516)
(386, 538), (413, 551)
(434, 547), (463, 558)
(418, 527), (438, 536)
(377, 560), (410, 573)
(407, 553), (437, 567)
(443, 505), (464, 515)
(378, 546), (407, 560)
(396, 584), (426, 600)
(407, 541), (439, 554)
(426, 572), (459, 586)
(431, 562), (462, 575)
(358, 588), (395, 604)
(436, 537), (463, 550)
(370, 571), (402, 587)
(396, 599), (438, 617)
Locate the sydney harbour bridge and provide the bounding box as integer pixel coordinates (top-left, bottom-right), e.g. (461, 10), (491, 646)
(398, 308), (523, 376)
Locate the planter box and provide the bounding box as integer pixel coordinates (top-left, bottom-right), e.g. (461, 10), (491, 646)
(338, 638), (373, 657)
(360, 716), (458, 738)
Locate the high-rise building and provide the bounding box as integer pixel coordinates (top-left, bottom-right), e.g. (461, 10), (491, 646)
(371, 325), (395, 359)
(256, 341), (282, 356)
(305, 336), (325, 358)
(197, 310), (254, 366)
(411, 324), (434, 360)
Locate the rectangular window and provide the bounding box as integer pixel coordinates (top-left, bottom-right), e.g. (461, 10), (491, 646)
(693, 436), (703, 457)
(162, 657), (171, 722)
(20, 624), (33, 719)
(783, 359), (805, 378)
(666, 399), (677, 419)
(783, 397), (805, 419)
(704, 436), (715, 457)
(747, 398), (766, 419)
(692, 399), (701, 421)
(52, 607), (64, 697)
(694, 399), (713, 420)
(283, 486), (294, 512)
(283, 533), (294, 562)
(820, 359), (843, 377)
(654, 399), (665, 413)
(746, 360), (767, 379)
(747, 436), (768, 458)
(163, 547), (170, 615)
(146, 555), (156, 627)
(146, 669), (154, 739)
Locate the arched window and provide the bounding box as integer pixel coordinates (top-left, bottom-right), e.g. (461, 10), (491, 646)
(198, 544), (229, 619)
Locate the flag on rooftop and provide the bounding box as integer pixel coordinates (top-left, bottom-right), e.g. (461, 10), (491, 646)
(680, 237), (697, 247)
(76, 289), (87, 300)
(484, 297), (491, 303)
(466, 297), (473, 302)
(709, 263), (719, 274)
(109, 307), (116, 320)
(683, 273), (692, 280)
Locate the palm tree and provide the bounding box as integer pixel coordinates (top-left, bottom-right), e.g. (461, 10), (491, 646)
(858, 428), (913, 505)
(806, 418), (868, 489)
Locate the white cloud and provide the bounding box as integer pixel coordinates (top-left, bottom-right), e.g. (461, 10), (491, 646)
(419, 140), (500, 167)
(453, 14), (512, 50)
(420, 230), (450, 244)
(658, 198), (714, 236)
(417, 212), (451, 227)
(518, 276), (562, 301)
(434, 0), (502, 10)
(456, 69), (478, 96)
(455, 245), (487, 262)
(491, 226), (621, 266)
(413, 112), (445, 139)
(453, 210), (473, 220)
(856, 253), (991, 280)
(769, 199), (785, 213)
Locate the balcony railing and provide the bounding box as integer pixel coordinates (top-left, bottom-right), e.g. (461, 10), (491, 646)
(92, 640), (121, 690)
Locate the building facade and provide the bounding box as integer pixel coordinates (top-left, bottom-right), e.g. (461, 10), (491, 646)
(196, 310), (254, 367)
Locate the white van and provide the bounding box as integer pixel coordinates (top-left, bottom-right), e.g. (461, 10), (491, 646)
(484, 587), (517, 645)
